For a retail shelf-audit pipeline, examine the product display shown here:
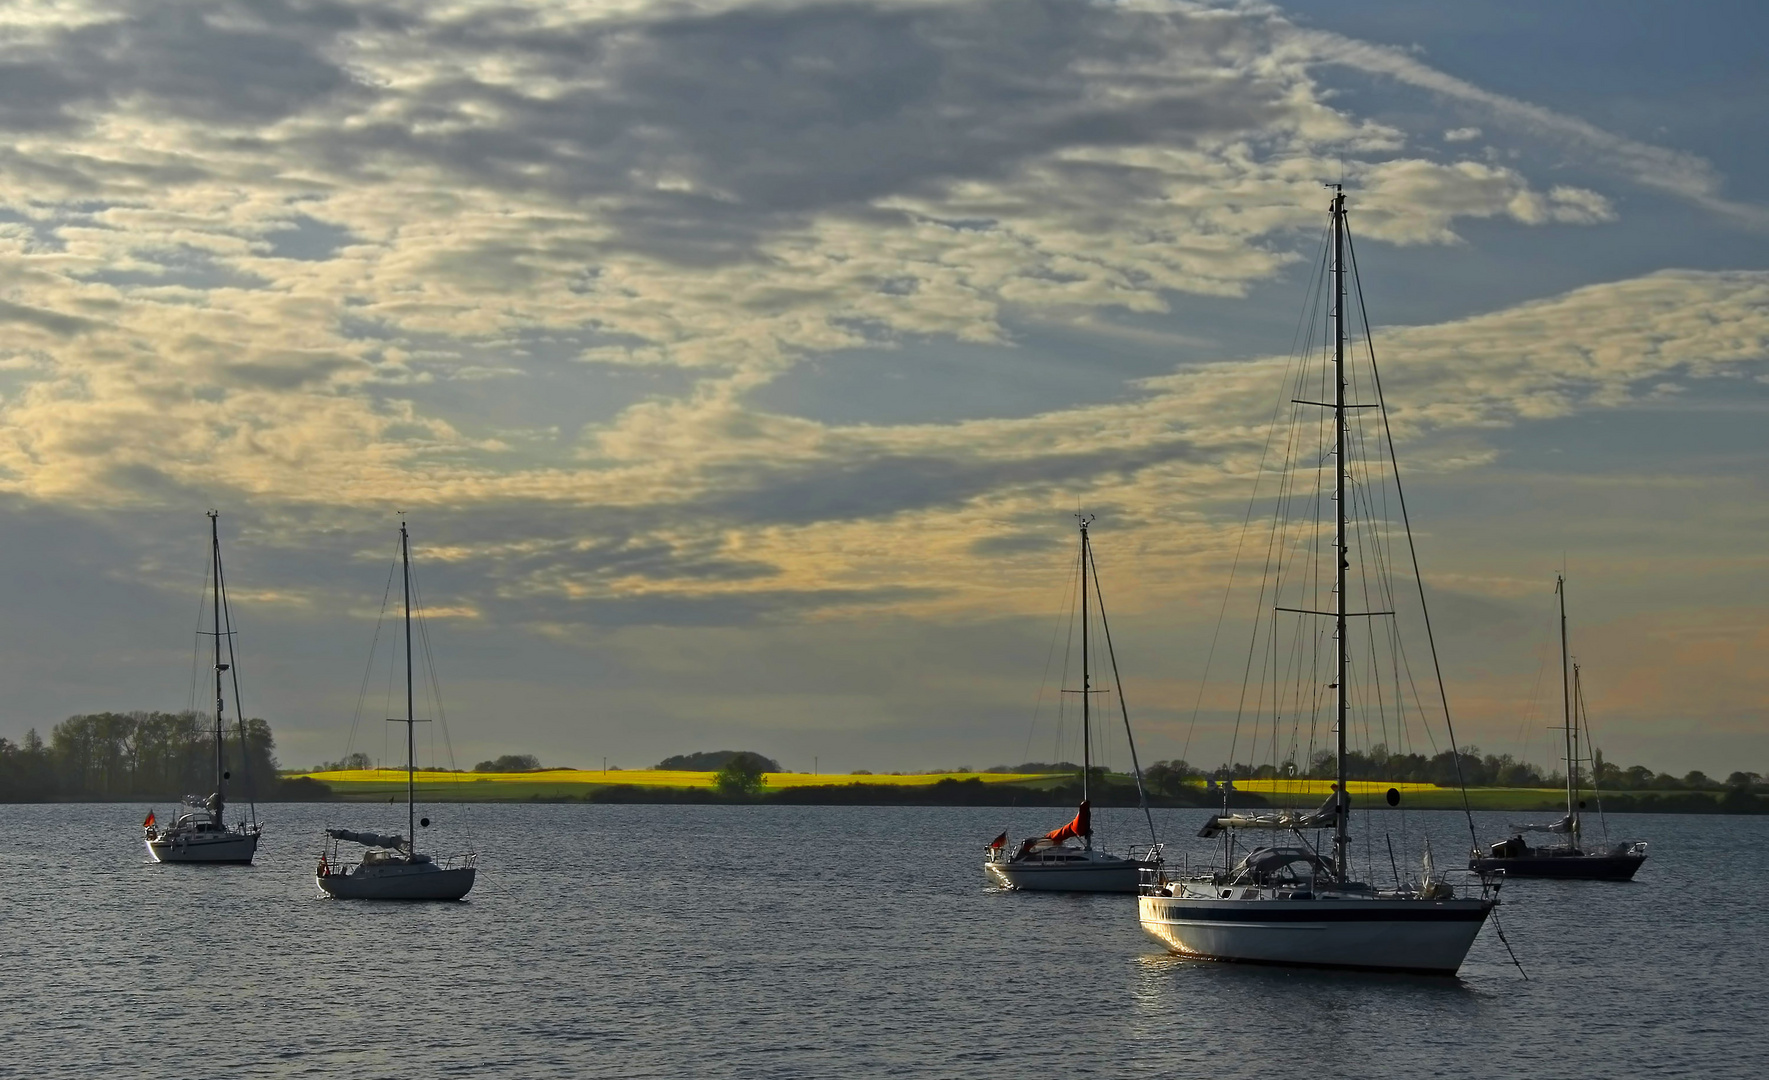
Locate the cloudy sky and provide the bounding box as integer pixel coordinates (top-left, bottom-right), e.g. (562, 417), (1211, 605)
(0, 0), (1762, 776)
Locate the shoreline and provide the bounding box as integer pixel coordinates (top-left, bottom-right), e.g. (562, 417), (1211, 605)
(14, 775), (1761, 813)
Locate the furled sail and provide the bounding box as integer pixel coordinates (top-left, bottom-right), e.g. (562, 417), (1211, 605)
(1045, 800), (1092, 844)
(1510, 815), (1574, 834)
(327, 828), (406, 849)
(1197, 794), (1338, 838)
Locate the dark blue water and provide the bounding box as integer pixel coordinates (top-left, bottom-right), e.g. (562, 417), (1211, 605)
(2, 803), (1759, 1077)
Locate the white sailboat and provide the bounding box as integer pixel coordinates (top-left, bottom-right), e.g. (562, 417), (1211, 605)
(1137, 188), (1494, 974)
(316, 520), (476, 901)
(985, 515), (1160, 893)
(144, 512), (263, 865)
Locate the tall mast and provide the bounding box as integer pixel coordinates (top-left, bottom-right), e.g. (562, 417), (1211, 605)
(1079, 513), (1092, 847)
(210, 510), (227, 818)
(403, 518), (416, 854)
(1331, 186), (1349, 883)
(1558, 574), (1576, 837)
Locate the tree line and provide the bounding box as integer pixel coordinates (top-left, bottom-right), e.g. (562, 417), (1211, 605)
(1136, 745), (1763, 795)
(0, 711), (303, 802)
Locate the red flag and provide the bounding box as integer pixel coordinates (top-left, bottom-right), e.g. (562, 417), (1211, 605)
(988, 830), (1008, 850)
(143, 811), (155, 828)
(1045, 800), (1091, 844)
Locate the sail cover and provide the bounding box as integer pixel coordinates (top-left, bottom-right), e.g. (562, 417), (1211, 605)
(1511, 815), (1574, 834)
(1045, 800), (1091, 844)
(1197, 794), (1338, 838)
(327, 828), (406, 848)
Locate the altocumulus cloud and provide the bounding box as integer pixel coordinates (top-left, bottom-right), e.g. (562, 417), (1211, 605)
(0, 0), (1757, 634)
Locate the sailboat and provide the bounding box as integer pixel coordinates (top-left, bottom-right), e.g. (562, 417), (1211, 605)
(144, 512), (263, 865)
(316, 520), (477, 901)
(1470, 577), (1648, 880)
(984, 515), (1160, 893)
(1137, 188), (1494, 974)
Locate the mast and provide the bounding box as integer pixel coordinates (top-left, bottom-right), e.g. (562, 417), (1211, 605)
(209, 510), (227, 820)
(1331, 186), (1349, 882)
(402, 518), (416, 855)
(1079, 513), (1093, 849)
(1558, 574), (1576, 839)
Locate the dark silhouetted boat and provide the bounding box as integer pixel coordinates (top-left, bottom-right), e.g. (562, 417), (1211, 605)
(1470, 577), (1647, 881)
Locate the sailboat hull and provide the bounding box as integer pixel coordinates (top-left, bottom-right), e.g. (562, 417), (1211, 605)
(986, 857), (1146, 893)
(146, 831), (260, 864)
(1471, 852), (1644, 881)
(1137, 893), (1492, 975)
(316, 864), (476, 901)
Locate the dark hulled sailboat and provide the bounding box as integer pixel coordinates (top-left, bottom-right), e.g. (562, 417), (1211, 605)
(1469, 577), (1647, 881)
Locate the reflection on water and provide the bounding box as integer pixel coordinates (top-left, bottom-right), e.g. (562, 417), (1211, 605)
(1, 803), (1758, 1078)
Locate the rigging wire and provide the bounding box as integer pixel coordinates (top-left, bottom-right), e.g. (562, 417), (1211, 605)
(1576, 664), (1612, 844)
(1021, 545), (1081, 767)
(1182, 227), (1333, 771)
(1084, 533), (1158, 847)
(186, 555), (211, 717)
(213, 537), (258, 824)
(1053, 549), (1080, 766)
(408, 559), (460, 772)
(1345, 220), (1481, 855)
(343, 537), (401, 771)
(1226, 327), (1319, 772)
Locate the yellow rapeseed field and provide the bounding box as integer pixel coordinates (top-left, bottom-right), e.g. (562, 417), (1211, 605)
(296, 768), (1052, 789)
(1223, 779), (1441, 795)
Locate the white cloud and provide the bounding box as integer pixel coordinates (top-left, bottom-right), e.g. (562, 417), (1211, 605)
(1292, 21), (1769, 229)
(0, 0), (1753, 624)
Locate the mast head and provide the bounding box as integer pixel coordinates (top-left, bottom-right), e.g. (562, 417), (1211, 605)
(1074, 512), (1094, 533)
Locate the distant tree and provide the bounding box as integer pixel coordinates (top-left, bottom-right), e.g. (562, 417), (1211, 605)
(474, 754), (542, 773)
(0, 712), (278, 800)
(0, 730), (57, 801)
(318, 751), (373, 772)
(1726, 771), (1763, 789)
(713, 752), (771, 798)
(1143, 759), (1198, 798)
(657, 750), (783, 772)
(990, 762), (1080, 774)
(1682, 770), (1714, 790)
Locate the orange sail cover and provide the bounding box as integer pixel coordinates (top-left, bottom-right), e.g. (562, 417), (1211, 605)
(1045, 800), (1091, 844)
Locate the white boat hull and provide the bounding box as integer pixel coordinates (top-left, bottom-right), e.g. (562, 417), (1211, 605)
(317, 863), (476, 901)
(1137, 893), (1492, 975)
(986, 851), (1147, 893)
(146, 830), (260, 864)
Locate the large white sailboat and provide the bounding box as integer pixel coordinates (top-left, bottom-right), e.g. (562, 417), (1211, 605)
(985, 515), (1160, 893)
(1137, 189), (1494, 974)
(144, 512), (263, 865)
(316, 520), (476, 901)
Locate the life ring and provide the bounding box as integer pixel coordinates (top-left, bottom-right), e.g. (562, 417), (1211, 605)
(317, 854), (330, 877)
